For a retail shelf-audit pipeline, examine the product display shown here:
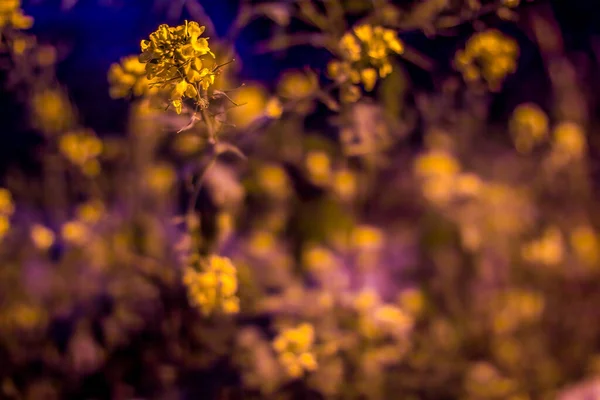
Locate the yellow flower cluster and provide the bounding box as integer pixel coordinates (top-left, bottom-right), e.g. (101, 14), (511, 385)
(59, 129), (103, 177)
(0, 188), (15, 241)
(139, 21), (215, 114)
(272, 323), (318, 378)
(0, 0), (33, 31)
(455, 29), (518, 91)
(30, 224), (55, 250)
(328, 24), (404, 100)
(509, 103), (549, 154)
(108, 55), (157, 99)
(491, 289), (544, 334)
(570, 225), (600, 267)
(521, 226), (564, 267)
(183, 255), (239, 315)
(550, 121), (586, 166)
(30, 88), (75, 135)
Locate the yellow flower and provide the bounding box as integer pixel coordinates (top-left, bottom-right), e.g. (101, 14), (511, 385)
(332, 169), (357, 200)
(0, 1), (33, 30)
(265, 97), (283, 119)
(305, 151), (331, 185)
(0, 215), (10, 240)
(414, 150), (460, 179)
(455, 29), (518, 90)
(59, 130), (103, 176)
(553, 121), (586, 160)
(273, 323), (318, 378)
(510, 103), (549, 154)
(522, 226), (564, 267)
(351, 225), (384, 250)
(30, 88), (75, 135)
(145, 163), (176, 194)
(570, 225), (600, 267)
(30, 224), (55, 250)
(278, 70), (318, 99)
(61, 220), (90, 245)
(76, 200), (105, 225)
(108, 55), (157, 99)
(257, 164), (289, 198)
(229, 83), (268, 128)
(0, 188), (15, 216)
(183, 255), (239, 316)
(332, 25), (403, 94)
(138, 21), (216, 114)
(302, 245), (336, 273)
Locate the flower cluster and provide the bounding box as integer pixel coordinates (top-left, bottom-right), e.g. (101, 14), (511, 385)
(328, 24), (404, 101)
(108, 55), (157, 99)
(509, 103), (549, 154)
(183, 255), (239, 315)
(272, 323), (318, 378)
(0, 188), (14, 241)
(0, 0), (33, 32)
(455, 29), (519, 91)
(138, 21), (215, 114)
(59, 129), (103, 177)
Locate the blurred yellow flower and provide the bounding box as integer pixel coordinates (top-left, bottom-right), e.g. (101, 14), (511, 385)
(183, 255), (239, 315)
(332, 169), (357, 201)
(0, 0), (33, 30)
(302, 244), (336, 273)
(108, 55), (157, 99)
(30, 224), (55, 250)
(278, 70), (318, 99)
(230, 84), (268, 129)
(455, 29), (518, 91)
(30, 88), (75, 135)
(351, 225), (384, 250)
(145, 163), (176, 194)
(570, 225), (600, 267)
(510, 103), (549, 154)
(522, 226), (564, 267)
(305, 151), (331, 185)
(61, 220), (90, 246)
(273, 323), (318, 378)
(0, 215), (10, 241)
(0, 188), (15, 216)
(59, 130), (103, 176)
(257, 164), (289, 198)
(552, 121), (586, 164)
(265, 97), (283, 119)
(76, 200), (105, 225)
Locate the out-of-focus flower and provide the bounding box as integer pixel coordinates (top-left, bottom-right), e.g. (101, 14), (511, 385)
(570, 225), (600, 268)
(510, 103), (549, 154)
(305, 151), (331, 185)
(455, 29), (518, 91)
(61, 220), (90, 246)
(273, 323), (318, 378)
(351, 225), (384, 251)
(230, 83), (268, 128)
(0, 188), (14, 242)
(183, 255), (239, 315)
(59, 129), (103, 176)
(550, 121), (586, 166)
(145, 162), (177, 195)
(0, 0), (33, 31)
(30, 88), (75, 135)
(302, 244), (337, 274)
(30, 224), (55, 250)
(359, 303), (414, 339)
(491, 289), (545, 334)
(108, 55), (157, 99)
(328, 24), (403, 100)
(265, 97), (283, 119)
(521, 226), (564, 267)
(398, 288), (426, 317)
(278, 69), (318, 100)
(503, 0), (520, 7)
(332, 169), (357, 201)
(257, 164), (290, 198)
(248, 230), (276, 257)
(414, 149), (461, 204)
(76, 200), (105, 225)
(464, 362), (518, 399)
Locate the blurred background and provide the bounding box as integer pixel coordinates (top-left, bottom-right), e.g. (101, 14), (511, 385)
(2, 0), (600, 399)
